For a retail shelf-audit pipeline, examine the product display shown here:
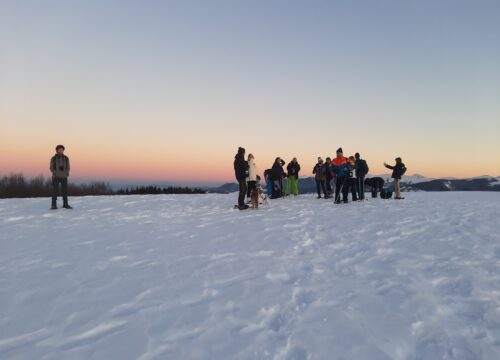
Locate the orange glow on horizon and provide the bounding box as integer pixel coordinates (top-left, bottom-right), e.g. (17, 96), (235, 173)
(1, 146), (498, 184)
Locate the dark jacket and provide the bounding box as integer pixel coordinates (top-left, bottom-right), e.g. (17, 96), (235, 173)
(264, 169), (272, 181)
(287, 162), (301, 179)
(324, 162), (333, 181)
(234, 153), (249, 182)
(385, 162), (406, 179)
(271, 162), (286, 181)
(355, 159), (369, 178)
(50, 154), (70, 179)
(313, 163), (326, 181)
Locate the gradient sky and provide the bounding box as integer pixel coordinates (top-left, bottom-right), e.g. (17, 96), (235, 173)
(1, 0), (499, 184)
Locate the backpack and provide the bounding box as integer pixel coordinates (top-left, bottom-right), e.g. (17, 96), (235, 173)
(380, 190), (393, 199)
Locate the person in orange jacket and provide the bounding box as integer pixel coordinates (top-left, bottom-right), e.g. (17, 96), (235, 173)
(332, 147), (349, 203)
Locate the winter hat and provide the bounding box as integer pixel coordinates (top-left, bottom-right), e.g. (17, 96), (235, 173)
(238, 147), (245, 155)
(336, 147), (343, 154)
(355, 152), (360, 159)
(55, 144), (65, 151)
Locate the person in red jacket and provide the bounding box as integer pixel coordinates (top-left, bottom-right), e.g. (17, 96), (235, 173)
(332, 148), (349, 203)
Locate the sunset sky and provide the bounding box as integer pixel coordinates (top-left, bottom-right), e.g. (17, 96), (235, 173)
(1, 0), (499, 185)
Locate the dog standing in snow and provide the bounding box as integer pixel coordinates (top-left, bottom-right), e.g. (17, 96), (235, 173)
(250, 188), (259, 209)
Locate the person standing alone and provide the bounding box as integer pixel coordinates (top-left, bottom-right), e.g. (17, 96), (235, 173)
(384, 157), (407, 200)
(234, 147), (250, 210)
(50, 145), (72, 209)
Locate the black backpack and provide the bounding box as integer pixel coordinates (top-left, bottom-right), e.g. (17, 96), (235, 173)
(380, 190), (393, 199)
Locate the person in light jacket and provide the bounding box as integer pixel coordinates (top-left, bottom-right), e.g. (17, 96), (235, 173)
(246, 153), (259, 201)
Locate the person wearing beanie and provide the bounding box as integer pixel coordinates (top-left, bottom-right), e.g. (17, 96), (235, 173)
(312, 157), (327, 199)
(50, 145), (72, 209)
(354, 152), (369, 200)
(384, 157), (407, 199)
(332, 147), (349, 203)
(234, 147), (249, 209)
(285, 157), (301, 196)
(246, 153), (258, 201)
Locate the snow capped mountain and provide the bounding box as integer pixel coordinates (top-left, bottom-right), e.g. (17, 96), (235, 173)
(209, 175), (500, 193)
(374, 174), (435, 184)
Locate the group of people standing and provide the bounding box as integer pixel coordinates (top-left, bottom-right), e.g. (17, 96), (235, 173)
(312, 148), (369, 203)
(233, 147), (303, 210)
(233, 146), (406, 210)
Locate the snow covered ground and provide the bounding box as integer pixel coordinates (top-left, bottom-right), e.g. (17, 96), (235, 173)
(1, 192), (500, 360)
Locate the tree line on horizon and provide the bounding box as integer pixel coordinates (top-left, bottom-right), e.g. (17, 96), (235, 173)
(0, 174), (206, 198)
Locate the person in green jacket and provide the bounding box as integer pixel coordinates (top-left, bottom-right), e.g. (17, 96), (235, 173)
(285, 158), (301, 196)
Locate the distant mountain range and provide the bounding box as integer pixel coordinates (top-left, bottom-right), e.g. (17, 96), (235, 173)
(207, 175), (500, 194)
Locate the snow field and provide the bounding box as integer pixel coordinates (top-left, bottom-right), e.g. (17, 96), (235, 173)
(1, 192), (500, 359)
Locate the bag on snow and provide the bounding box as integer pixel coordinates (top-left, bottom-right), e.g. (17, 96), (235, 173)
(380, 190), (393, 199)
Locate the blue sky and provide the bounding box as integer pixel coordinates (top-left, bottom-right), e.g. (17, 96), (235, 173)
(1, 0), (499, 181)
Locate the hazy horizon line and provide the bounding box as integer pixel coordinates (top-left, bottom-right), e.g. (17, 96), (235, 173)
(2, 172), (499, 189)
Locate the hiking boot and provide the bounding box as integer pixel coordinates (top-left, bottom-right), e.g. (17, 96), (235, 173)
(51, 204), (58, 210)
(63, 204), (73, 209)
